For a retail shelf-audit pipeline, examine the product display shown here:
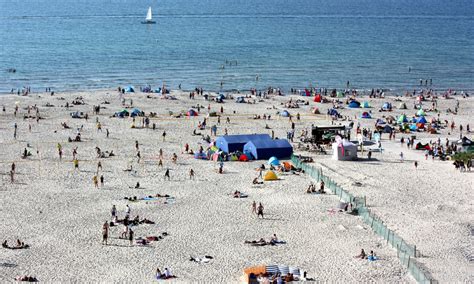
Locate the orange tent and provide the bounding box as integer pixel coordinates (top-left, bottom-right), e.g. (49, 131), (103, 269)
(243, 266), (266, 284)
(282, 162), (292, 171)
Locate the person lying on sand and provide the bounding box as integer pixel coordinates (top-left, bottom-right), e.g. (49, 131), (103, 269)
(244, 238), (269, 246)
(2, 240), (29, 249)
(156, 268), (176, 280)
(189, 255), (213, 263)
(15, 276), (38, 282)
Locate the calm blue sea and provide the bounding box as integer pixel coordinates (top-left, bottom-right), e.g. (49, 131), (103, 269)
(0, 0), (473, 92)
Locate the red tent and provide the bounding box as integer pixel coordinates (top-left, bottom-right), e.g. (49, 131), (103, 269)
(314, 94), (322, 103)
(239, 154), (249, 162)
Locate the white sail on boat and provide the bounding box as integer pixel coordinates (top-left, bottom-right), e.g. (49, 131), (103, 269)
(141, 7), (156, 24)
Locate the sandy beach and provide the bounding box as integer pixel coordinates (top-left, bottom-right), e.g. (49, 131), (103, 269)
(0, 89), (472, 283)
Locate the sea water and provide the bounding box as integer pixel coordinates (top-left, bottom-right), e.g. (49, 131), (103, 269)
(0, 0), (473, 92)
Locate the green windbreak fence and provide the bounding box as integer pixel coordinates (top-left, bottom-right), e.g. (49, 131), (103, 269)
(291, 155), (436, 284)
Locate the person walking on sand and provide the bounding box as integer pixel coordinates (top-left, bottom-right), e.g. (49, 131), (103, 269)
(106, 129), (109, 138)
(102, 221), (109, 245)
(100, 175), (104, 187)
(93, 175), (99, 188)
(252, 201), (257, 214)
(111, 205), (117, 219)
(162, 131), (166, 142)
(400, 152), (404, 162)
(414, 161), (418, 169)
(158, 158), (163, 167)
(125, 204), (131, 218)
(135, 140), (139, 151)
(13, 123), (17, 139)
(159, 148), (163, 159)
(129, 228), (134, 246)
(10, 169), (14, 183)
(11, 162), (16, 174)
(257, 203), (264, 218)
(164, 168), (170, 180)
(97, 161), (102, 172)
(73, 158), (79, 170)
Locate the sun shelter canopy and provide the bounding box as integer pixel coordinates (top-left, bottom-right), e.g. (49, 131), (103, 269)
(348, 101), (360, 108)
(243, 139), (293, 160)
(314, 94), (322, 102)
(264, 170), (278, 181)
(417, 116), (427, 124)
(397, 114), (408, 123)
(187, 109), (198, 116)
(125, 86), (135, 93)
(215, 134), (271, 153)
(280, 110), (290, 117)
(360, 112), (371, 118)
(268, 156), (280, 165)
(362, 101), (370, 108)
(417, 109), (426, 116)
(131, 108), (142, 117)
(382, 102), (392, 110)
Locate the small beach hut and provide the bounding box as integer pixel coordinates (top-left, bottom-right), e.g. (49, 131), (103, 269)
(332, 139), (358, 161)
(362, 101), (371, 108)
(398, 102), (407, 109)
(243, 139), (293, 160)
(360, 112), (371, 119)
(125, 86), (135, 93)
(336, 91), (344, 98)
(215, 134), (271, 153)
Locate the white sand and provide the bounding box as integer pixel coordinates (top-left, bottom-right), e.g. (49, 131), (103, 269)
(0, 89), (471, 282)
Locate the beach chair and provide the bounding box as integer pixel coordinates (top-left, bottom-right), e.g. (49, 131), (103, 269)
(289, 267), (301, 279)
(265, 265), (278, 275)
(278, 265), (289, 275)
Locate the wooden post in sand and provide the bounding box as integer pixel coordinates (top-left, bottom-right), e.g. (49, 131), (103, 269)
(407, 255), (411, 268)
(413, 245), (417, 257)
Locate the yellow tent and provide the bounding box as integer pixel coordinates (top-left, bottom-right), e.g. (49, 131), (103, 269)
(263, 170), (278, 181)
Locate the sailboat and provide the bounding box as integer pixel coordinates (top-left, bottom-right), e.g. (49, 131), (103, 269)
(141, 7), (156, 24)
